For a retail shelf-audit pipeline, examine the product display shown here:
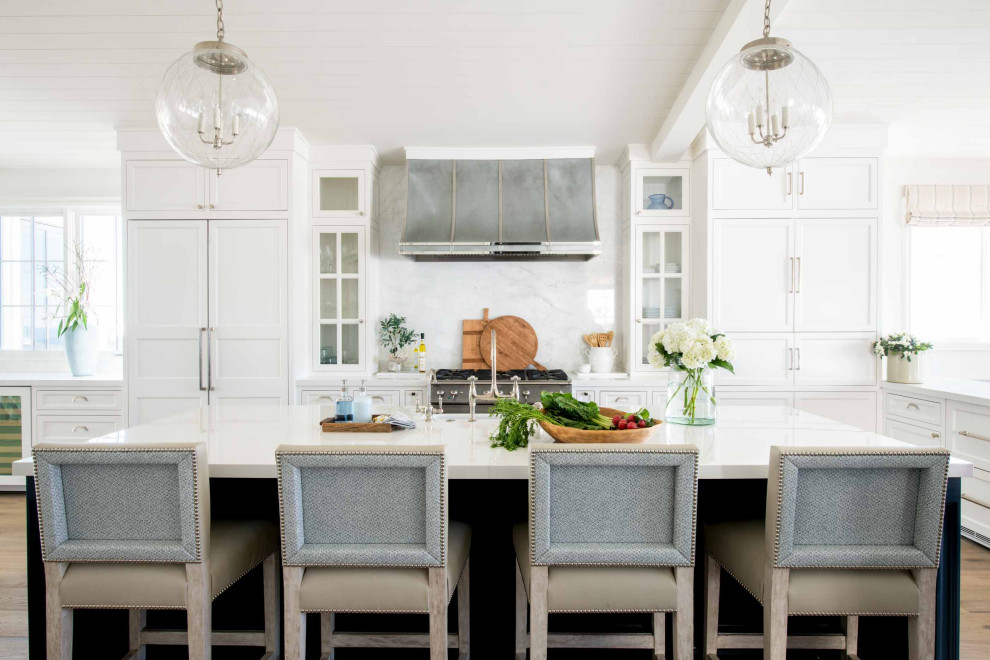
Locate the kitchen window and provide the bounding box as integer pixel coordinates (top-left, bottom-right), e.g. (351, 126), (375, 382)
(0, 209), (123, 353)
(908, 225), (990, 343)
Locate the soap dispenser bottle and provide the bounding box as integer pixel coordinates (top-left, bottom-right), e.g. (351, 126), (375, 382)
(353, 380), (373, 424)
(334, 381), (354, 422)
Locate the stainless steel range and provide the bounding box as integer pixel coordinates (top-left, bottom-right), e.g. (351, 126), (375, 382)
(429, 368), (571, 416)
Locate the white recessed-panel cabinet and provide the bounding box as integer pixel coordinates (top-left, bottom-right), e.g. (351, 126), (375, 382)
(712, 218), (876, 333)
(711, 219), (793, 332)
(128, 219), (288, 424)
(126, 160), (205, 212)
(313, 226), (367, 372)
(793, 333), (878, 387)
(712, 159), (793, 210)
(716, 334), (793, 386)
(208, 159), (289, 211)
(796, 157), (878, 211)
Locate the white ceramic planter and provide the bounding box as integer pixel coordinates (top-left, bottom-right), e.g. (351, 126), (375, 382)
(64, 325), (99, 377)
(886, 351), (926, 384)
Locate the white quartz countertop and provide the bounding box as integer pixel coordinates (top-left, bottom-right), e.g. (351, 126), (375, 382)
(0, 372), (123, 387)
(13, 404), (972, 480)
(881, 377), (990, 407)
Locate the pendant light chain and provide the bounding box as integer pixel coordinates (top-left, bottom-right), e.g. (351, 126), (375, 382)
(763, 0), (772, 38)
(216, 0), (225, 42)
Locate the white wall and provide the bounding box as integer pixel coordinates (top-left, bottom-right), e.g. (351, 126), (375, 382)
(883, 158), (990, 379)
(0, 168), (120, 203)
(377, 164), (623, 370)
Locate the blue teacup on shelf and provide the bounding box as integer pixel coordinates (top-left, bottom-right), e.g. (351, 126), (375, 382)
(647, 193), (675, 210)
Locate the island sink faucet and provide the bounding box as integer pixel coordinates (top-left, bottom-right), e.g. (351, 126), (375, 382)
(467, 328), (520, 422)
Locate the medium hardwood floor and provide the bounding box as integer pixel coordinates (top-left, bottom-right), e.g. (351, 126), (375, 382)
(0, 492), (988, 659)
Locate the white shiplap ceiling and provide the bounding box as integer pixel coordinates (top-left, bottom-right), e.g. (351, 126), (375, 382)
(777, 0), (990, 157)
(2, 0), (988, 170)
(0, 0), (729, 168)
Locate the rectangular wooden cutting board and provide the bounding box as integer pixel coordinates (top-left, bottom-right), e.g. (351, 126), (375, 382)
(462, 307), (489, 369)
(321, 421), (393, 433)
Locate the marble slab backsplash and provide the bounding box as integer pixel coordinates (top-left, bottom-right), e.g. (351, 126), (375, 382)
(376, 164), (624, 371)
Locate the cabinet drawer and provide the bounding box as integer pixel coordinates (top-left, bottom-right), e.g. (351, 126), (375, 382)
(599, 390), (648, 410)
(947, 401), (990, 473)
(35, 415), (123, 444)
(403, 389), (425, 408)
(885, 393), (942, 427)
(573, 389), (597, 404)
(963, 469), (990, 504)
(885, 418), (943, 448)
(35, 389), (123, 412)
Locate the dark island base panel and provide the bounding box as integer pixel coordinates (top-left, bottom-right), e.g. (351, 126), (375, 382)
(26, 478), (962, 660)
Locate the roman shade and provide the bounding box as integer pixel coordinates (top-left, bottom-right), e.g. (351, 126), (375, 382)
(904, 184), (990, 226)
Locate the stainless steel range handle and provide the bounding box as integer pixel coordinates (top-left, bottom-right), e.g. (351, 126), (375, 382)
(199, 327), (208, 391)
(960, 430), (990, 443)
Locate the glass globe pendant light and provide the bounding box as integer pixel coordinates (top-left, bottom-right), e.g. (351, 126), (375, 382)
(705, 0), (831, 174)
(155, 0), (279, 175)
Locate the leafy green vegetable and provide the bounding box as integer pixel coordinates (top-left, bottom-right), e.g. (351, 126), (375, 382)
(489, 393), (616, 451)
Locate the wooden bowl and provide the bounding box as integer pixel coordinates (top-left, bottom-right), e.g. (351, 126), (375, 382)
(537, 407), (661, 444)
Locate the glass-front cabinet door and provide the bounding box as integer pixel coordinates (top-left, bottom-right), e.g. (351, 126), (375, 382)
(634, 226), (688, 373)
(312, 169), (366, 218)
(313, 226), (366, 371)
(635, 167), (689, 218)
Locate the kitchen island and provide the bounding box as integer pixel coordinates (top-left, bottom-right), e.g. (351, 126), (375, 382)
(14, 404), (973, 659)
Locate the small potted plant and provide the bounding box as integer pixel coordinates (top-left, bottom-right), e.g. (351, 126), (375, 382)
(874, 333), (933, 384)
(379, 313), (416, 372)
(42, 246), (100, 376)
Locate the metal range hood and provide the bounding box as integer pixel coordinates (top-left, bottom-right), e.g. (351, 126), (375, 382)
(400, 156), (600, 260)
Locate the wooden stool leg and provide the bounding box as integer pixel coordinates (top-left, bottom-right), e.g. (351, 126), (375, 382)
(457, 557), (471, 660)
(672, 566), (693, 660)
(283, 566), (306, 660)
(428, 566), (448, 660)
(128, 609), (146, 660)
(185, 563), (212, 660)
(515, 560), (528, 660)
(529, 566), (549, 660)
(705, 555), (721, 660)
(909, 568), (937, 660)
(842, 615), (859, 660)
(762, 565), (789, 660)
(44, 562), (72, 660)
(262, 554), (281, 660)
(653, 612), (666, 659)
(320, 613), (335, 660)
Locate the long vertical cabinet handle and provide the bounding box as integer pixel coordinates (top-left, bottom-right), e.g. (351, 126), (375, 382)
(788, 348), (793, 370)
(795, 257), (802, 293)
(786, 169), (792, 196)
(796, 347), (801, 370)
(199, 328), (207, 391)
(207, 327), (216, 391)
(788, 257), (795, 293)
(799, 171), (805, 195)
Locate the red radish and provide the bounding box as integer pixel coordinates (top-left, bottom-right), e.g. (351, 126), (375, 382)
(612, 415), (622, 426)
(626, 414), (636, 422)
(627, 421), (638, 430)
(617, 420), (628, 430)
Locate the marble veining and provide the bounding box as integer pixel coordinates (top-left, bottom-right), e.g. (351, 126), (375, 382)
(377, 164), (623, 371)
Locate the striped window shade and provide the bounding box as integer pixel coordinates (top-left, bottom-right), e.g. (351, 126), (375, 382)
(904, 185), (990, 226)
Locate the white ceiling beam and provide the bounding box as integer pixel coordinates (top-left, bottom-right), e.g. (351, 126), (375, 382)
(651, 0), (792, 162)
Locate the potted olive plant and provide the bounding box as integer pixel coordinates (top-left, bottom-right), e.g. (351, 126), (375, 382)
(379, 313), (416, 372)
(42, 246), (100, 376)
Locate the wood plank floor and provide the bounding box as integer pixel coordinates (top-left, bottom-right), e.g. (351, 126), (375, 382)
(0, 492), (988, 659)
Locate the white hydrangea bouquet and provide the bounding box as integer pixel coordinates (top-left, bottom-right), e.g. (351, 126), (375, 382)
(648, 318), (735, 425)
(872, 332), (932, 362)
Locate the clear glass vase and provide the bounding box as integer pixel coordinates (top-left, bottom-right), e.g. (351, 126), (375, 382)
(665, 367), (717, 426)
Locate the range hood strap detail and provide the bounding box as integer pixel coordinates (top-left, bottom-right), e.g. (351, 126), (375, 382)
(543, 159), (552, 242)
(498, 160), (503, 243)
(450, 161), (457, 242)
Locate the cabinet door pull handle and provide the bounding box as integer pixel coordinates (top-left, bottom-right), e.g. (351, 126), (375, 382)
(799, 171), (805, 195)
(960, 430), (990, 443)
(72, 395), (89, 403)
(636, 210), (642, 215)
(788, 347), (793, 370)
(199, 328), (207, 391)
(371, 395), (387, 403)
(795, 257), (801, 293)
(316, 396), (333, 402)
(359, 211), (365, 216)
(615, 396), (630, 402)
(786, 170), (792, 196)
(795, 347), (801, 370)
(906, 403), (920, 411)
(207, 327), (215, 391)
(788, 257), (795, 293)
(72, 425), (89, 433)
(197, 204), (204, 209)
(931, 432), (941, 439)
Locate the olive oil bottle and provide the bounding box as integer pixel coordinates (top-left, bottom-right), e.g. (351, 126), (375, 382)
(418, 333), (427, 373)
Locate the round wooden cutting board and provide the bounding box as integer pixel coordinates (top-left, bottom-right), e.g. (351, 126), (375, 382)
(478, 315), (545, 371)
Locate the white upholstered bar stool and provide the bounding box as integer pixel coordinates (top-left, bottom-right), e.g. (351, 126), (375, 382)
(514, 443), (699, 660)
(704, 446), (951, 660)
(276, 444), (471, 660)
(32, 442), (281, 660)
